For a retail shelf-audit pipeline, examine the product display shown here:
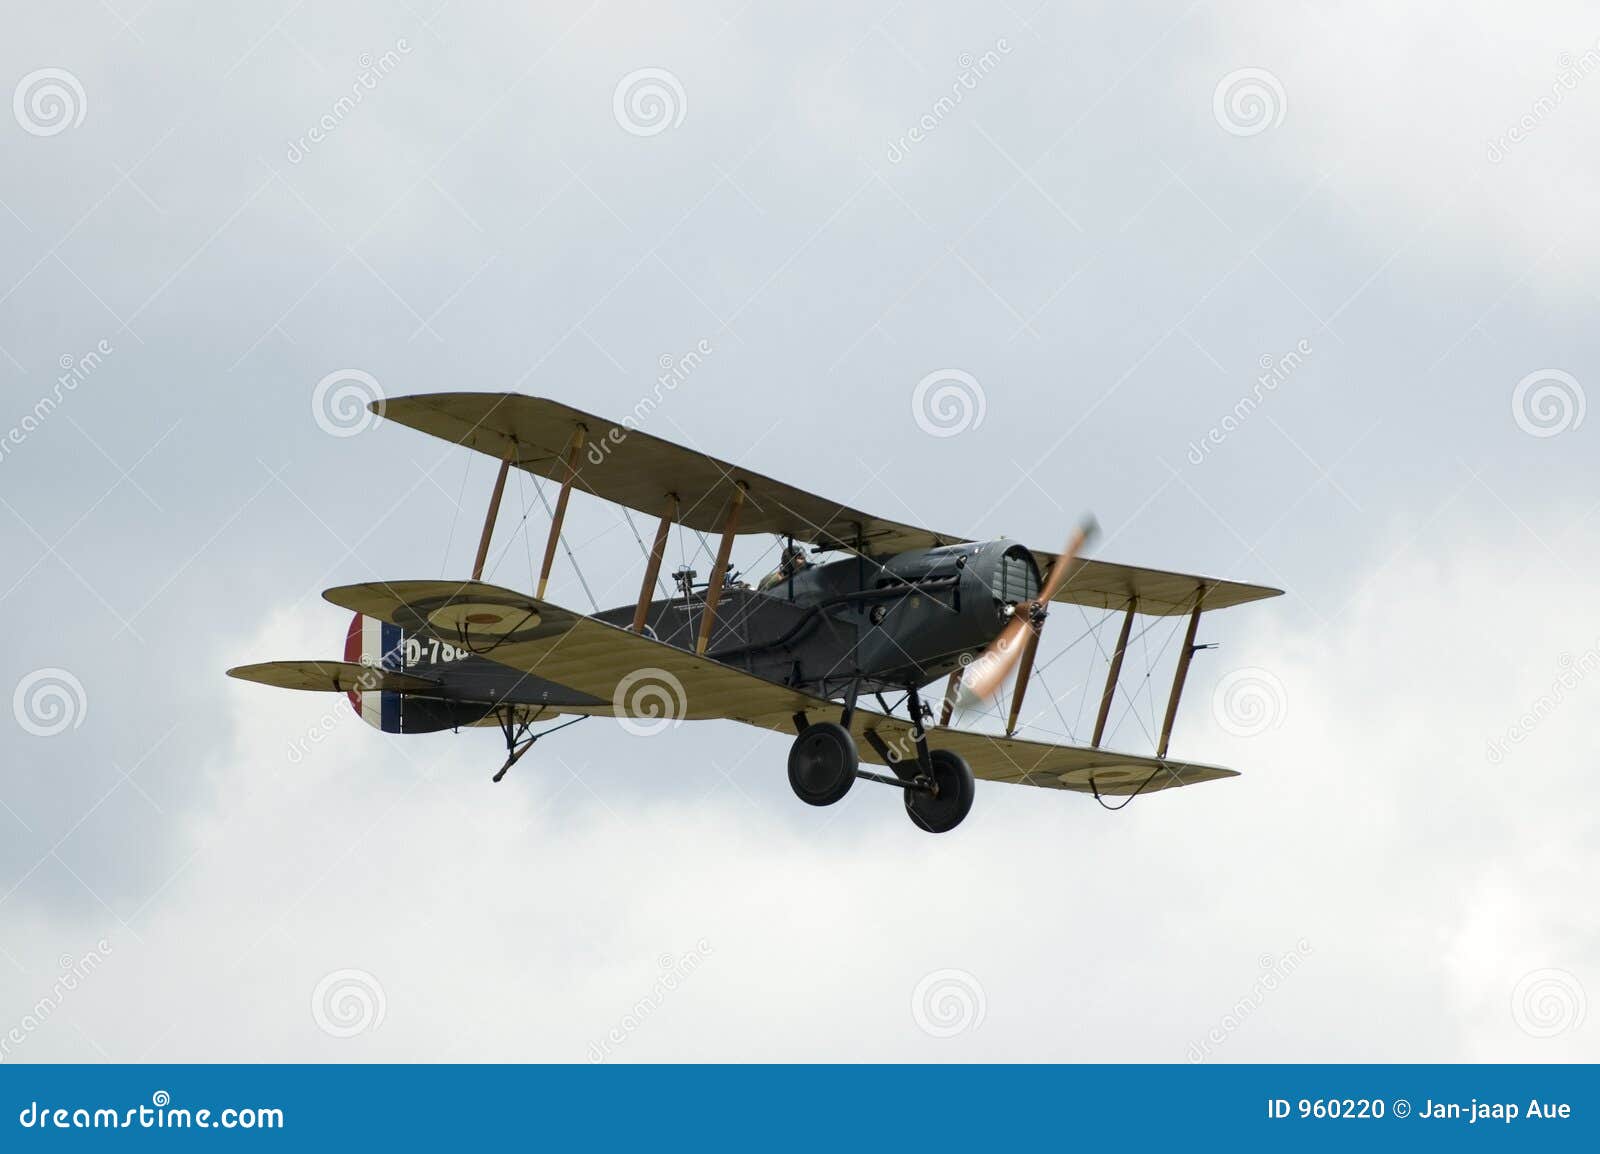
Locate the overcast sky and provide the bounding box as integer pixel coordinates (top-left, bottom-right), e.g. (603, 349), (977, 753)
(1, 1), (1596, 1061)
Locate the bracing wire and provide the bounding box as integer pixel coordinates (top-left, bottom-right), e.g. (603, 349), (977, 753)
(618, 505), (672, 603)
(527, 472), (600, 611)
(1007, 602), (1190, 754)
(440, 453), (471, 578)
(518, 468), (537, 590)
(1108, 611), (1187, 753)
(1069, 606), (1111, 739)
(484, 464), (536, 586)
(1030, 667), (1082, 744)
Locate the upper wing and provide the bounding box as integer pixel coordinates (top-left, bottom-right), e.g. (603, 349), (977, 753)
(378, 392), (944, 555)
(321, 579), (1237, 796)
(377, 392), (1281, 615)
(1035, 554), (1282, 615)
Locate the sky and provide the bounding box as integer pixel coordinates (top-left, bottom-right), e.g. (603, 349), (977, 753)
(0, 0), (1595, 1062)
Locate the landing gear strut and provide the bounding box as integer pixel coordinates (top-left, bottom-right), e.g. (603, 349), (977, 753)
(898, 680), (973, 833)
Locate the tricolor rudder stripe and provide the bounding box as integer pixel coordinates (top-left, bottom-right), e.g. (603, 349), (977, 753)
(342, 611), (404, 732)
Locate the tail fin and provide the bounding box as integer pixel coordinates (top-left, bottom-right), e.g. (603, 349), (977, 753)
(226, 612), (485, 738)
(343, 611), (405, 732)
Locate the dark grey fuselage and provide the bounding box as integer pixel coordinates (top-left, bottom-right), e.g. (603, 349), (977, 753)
(393, 539), (1040, 728)
(604, 538), (1039, 696)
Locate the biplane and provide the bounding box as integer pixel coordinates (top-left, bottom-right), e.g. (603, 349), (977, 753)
(228, 393), (1282, 833)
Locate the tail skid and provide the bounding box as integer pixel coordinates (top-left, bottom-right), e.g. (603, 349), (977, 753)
(491, 711), (588, 782)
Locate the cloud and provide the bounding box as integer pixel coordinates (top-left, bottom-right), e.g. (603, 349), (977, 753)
(1205, 1), (1600, 279)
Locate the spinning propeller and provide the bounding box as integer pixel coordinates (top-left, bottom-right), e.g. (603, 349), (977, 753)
(952, 516), (1099, 716)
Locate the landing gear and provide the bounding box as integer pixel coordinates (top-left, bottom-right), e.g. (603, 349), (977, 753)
(904, 748), (974, 833)
(893, 681), (973, 834)
(787, 681), (976, 833)
(787, 721), (858, 806)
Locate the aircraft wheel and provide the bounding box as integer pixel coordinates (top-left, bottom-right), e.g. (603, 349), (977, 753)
(905, 749), (974, 833)
(787, 721), (858, 806)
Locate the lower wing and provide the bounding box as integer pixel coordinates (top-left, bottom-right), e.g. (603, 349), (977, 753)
(320, 579), (1237, 796)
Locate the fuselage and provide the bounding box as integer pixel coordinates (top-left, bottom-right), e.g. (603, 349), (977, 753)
(596, 538), (1040, 696)
(347, 539), (1040, 732)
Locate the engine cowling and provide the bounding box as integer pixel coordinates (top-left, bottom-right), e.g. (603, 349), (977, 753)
(844, 540), (1042, 689)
